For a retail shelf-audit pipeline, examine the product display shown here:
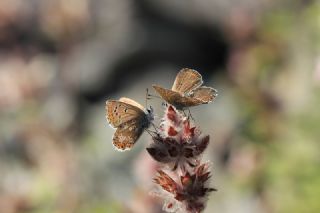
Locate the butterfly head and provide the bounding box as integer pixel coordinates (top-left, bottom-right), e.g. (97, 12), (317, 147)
(146, 106), (155, 122)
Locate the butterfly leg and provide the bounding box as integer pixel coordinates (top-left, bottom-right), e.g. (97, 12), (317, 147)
(145, 129), (153, 137)
(182, 109), (194, 121)
(187, 108), (195, 122)
(151, 122), (160, 132)
(145, 129), (159, 137)
(182, 110), (188, 117)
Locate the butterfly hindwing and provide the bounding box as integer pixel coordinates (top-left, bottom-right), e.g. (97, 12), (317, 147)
(112, 118), (145, 151)
(189, 86), (218, 103)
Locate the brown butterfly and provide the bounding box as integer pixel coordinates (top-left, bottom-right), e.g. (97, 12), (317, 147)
(152, 68), (217, 110)
(106, 97), (154, 151)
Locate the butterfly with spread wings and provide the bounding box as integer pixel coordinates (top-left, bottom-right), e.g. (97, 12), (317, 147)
(106, 97), (154, 151)
(152, 68), (218, 110)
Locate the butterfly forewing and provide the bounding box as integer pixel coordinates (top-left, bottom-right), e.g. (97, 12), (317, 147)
(112, 119), (145, 151)
(172, 68), (203, 94)
(152, 85), (203, 109)
(119, 97), (145, 111)
(106, 100), (146, 128)
(152, 85), (181, 104)
(190, 86), (218, 103)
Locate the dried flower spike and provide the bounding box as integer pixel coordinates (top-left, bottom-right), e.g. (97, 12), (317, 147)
(153, 163), (216, 213)
(147, 105), (216, 213)
(147, 105), (210, 170)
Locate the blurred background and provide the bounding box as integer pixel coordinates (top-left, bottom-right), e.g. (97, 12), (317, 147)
(0, 0), (320, 212)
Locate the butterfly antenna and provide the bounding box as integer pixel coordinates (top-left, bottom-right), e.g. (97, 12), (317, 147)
(145, 88), (149, 108)
(146, 89), (162, 100)
(149, 95), (162, 99)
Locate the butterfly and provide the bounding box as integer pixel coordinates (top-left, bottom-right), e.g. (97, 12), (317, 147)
(106, 97), (154, 151)
(152, 68), (218, 110)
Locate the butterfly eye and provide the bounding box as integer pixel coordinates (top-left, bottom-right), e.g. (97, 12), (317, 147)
(147, 106), (154, 114)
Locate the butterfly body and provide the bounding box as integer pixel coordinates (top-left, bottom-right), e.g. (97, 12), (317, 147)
(152, 68), (217, 110)
(106, 97), (154, 151)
